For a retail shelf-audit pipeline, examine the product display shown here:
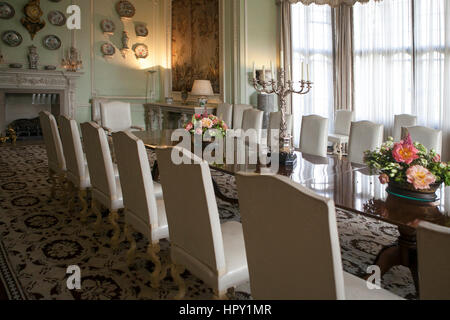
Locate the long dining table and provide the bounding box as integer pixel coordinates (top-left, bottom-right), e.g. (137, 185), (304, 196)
(133, 130), (450, 293)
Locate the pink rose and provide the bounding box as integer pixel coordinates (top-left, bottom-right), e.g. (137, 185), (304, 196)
(194, 113), (202, 120)
(185, 122), (193, 131)
(392, 133), (419, 164)
(212, 118), (218, 125)
(195, 127), (203, 135)
(433, 154), (441, 162)
(379, 173), (389, 184)
(406, 165), (436, 190)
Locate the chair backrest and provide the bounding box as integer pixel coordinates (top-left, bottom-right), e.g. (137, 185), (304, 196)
(155, 146), (226, 275)
(233, 104), (253, 129)
(100, 100), (132, 132)
(236, 173), (345, 300)
(401, 125), (442, 155)
(267, 111), (293, 147)
(112, 131), (159, 233)
(59, 115), (86, 186)
(348, 120), (384, 164)
(80, 122), (119, 200)
(334, 110), (354, 136)
(299, 115), (329, 157)
(393, 114), (417, 141)
(242, 109), (264, 131)
(39, 111), (66, 173)
(417, 221), (450, 300)
(216, 103), (233, 129)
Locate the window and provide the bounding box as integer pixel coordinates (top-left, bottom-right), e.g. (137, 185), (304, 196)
(291, 3), (334, 147)
(353, 0), (449, 136)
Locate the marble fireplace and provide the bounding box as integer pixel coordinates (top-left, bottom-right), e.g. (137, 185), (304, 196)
(0, 69), (82, 135)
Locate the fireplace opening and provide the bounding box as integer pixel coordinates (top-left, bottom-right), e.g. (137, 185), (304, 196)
(4, 93), (60, 140)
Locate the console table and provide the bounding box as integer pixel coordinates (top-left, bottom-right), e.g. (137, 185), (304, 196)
(144, 102), (217, 130)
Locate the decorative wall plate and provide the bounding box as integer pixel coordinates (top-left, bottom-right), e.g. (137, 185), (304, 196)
(100, 19), (115, 34)
(2, 30), (23, 47)
(101, 43), (116, 57)
(43, 35), (61, 50)
(116, 0), (135, 19)
(0, 2), (15, 19)
(47, 10), (66, 26)
(135, 24), (148, 37)
(133, 43), (148, 59)
(21, 0), (46, 40)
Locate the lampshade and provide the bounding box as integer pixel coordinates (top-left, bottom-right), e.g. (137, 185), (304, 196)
(191, 80), (214, 96)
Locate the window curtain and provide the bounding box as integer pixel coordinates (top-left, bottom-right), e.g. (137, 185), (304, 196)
(333, 5), (354, 110)
(413, 0), (450, 161)
(353, 0), (413, 136)
(291, 3), (334, 147)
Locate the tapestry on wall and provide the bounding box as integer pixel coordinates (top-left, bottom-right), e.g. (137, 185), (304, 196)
(171, 0), (220, 94)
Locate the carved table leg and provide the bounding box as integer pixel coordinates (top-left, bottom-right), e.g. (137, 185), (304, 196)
(151, 160), (159, 181)
(370, 226), (418, 293)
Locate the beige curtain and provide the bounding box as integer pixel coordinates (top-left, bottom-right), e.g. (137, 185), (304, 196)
(333, 5), (354, 111)
(277, 0), (293, 113)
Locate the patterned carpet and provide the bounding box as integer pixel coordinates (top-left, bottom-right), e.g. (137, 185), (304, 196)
(0, 144), (417, 300)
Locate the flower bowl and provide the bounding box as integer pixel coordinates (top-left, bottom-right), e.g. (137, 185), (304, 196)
(386, 181), (441, 202)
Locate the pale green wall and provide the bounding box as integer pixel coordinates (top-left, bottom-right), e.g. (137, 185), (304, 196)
(1, 0), (278, 124)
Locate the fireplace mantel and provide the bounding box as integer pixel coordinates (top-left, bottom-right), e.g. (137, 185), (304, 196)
(0, 68), (83, 133)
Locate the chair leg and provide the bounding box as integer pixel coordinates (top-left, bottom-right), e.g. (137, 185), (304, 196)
(49, 171), (57, 198)
(79, 189), (89, 223)
(213, 289), (229, 300)
(92, 199), (103, 230)
(124, 224), (136, 266)
(109, 209), (121, 248)
(147, 242), (163, 289)
(170, 264), (186, 300)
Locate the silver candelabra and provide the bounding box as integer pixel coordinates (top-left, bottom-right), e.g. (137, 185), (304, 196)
(252, 68), (313, 165)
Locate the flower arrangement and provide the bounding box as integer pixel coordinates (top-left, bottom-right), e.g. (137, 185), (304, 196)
(364, 133), (450, 191)
(184, 113), (228, 138)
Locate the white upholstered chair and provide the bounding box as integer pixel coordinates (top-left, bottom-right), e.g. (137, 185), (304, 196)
(99, 101), (144, 133)
(80, 122), (124, 248)
(401, 125), (442, 155)
(299, 115), (329, 157)
(417, 221), (450, 300)
(393, 114), (417, 141)
(155, 146), (249, 299)
(216, 103), (233, 128)
(328, 110), (354, 157)
(39, 111), (67, 198)
(267, 111), (293, 149)
(112, 131), (167, 288)
(59, 115), (91, 221)
(348, 121), (384, 165)
(235, 173), (403, 300)
(232, 104), (253, 129)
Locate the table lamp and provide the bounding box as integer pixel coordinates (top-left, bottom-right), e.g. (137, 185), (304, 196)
(191, 80), (214, 114)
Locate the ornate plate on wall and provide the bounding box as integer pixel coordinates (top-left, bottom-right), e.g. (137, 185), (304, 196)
(101, 43), (116, 58)
(43, 35), (61, 50)
(0, 2), (15, 19)
(135, 24), (148, 37)
(100, 19), (115, 34)
(48, 10), (66, 26)
(116, 0), (135, 20)
(2, 30), (22, 47)
(133, 43), (148, 59)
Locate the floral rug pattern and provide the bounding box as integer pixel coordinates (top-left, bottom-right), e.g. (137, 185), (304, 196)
(0, 144), (416, 300)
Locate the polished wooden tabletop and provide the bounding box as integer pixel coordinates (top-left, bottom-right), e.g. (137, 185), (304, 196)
(133, 130), (450, 230)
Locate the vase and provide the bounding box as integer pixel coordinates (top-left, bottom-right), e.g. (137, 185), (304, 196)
(386, 182), (441, 202)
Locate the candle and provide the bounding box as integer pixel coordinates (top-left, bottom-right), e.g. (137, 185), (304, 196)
(280, 50), (284, 67)
(253, 62), (256, 79)
(307, 63), (310, 81)
(262, 65), (266, 81)
(301, 62), (304, 80)
(270, 60), (274, 80)
(288, 66), (291, 81)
